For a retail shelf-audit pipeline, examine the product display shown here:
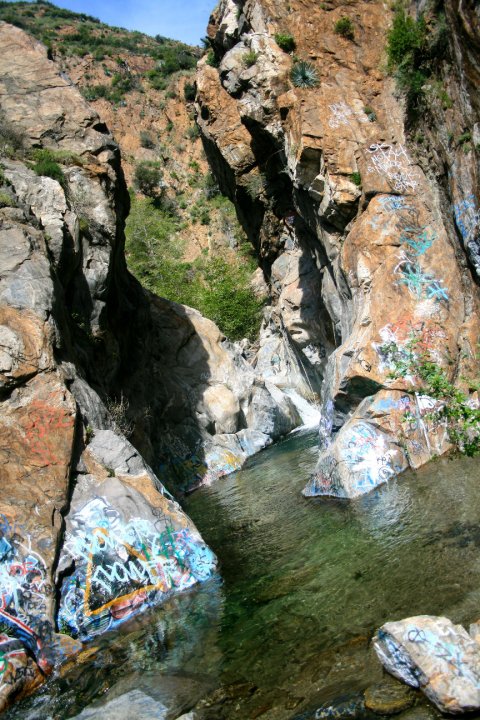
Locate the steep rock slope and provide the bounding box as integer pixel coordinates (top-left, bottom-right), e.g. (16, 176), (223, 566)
(0, 22), (235, 710)
(196, 0), (480, 498)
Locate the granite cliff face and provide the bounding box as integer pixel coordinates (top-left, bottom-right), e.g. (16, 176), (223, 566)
(0, 18), (313, 706)
(196, 0), (480, 498)
(0, 22), (238, 710)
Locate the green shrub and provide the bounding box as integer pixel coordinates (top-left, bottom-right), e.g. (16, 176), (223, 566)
(206, 49), (219, 67)
(125, 195), (263, 340)
(0, 114), (25, 157)
(187, 125), (200, 140)
(274, 32), (296, 53)
(0, 191), (14, 208)
(334, 17), (355, 40)
(457, 131), (472, 146)
(290, 61), (319, 88)
(350, 172), (361, 186)
(183, 81), (196, 101)
(139, 131), (155, 149)
(363, 105), (377, 122)
(81, 84), (110, 102)
(32, 154), (65, 187)
(386, 6), (428, 110)
(389, 340), (480, 457)
(134, 161), (163, 196)
(242, 50), (258, 68)
(386, 7), (425, 71)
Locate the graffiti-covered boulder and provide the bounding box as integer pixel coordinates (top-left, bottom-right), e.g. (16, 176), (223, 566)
(373, 616), (480, 714)
(58, 431), (217, 640)
(303, 390), (450, 498)
(0, 634), (43, 712)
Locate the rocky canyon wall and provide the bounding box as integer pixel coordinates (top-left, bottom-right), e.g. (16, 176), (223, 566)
(196, 0), (480, 499)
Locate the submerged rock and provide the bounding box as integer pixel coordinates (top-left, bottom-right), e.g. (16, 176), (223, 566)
(364, 676), (415, 715)
(373, 616), (480, 714)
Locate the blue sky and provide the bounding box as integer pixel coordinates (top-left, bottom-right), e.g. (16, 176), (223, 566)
(23, 0), (214, 45)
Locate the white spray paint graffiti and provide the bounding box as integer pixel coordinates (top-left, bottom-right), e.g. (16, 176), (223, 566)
(328, 102), (368, 129)
(366, 143), (419, 192)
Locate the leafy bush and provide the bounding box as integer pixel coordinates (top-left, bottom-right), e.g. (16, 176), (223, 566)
(134, 161), (162, 196)
(290, 61), (319, 88)
(81, 84), (110, 102)
(350, 172), (361, 186)
(32, 151), (65, 187)
(334, 17), (355, 40)
(386, 6), (428, 110)
(389, 340), (480, 457)
(274, 32), (296, 53)
(242, 50), (258, 68)
(125, 195), (263, 340)
(139, 131), (156, 149)
(184, 81), (196, 101)
(206, 49), (219, 68)
(0, 114), (25, 157)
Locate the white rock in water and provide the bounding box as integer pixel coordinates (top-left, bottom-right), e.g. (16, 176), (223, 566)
(373, 615), (480, 714)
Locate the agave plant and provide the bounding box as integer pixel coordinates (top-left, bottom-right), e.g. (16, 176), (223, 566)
(290, 61), (319, 88)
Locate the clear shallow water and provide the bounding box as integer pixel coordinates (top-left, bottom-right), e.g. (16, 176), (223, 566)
(6, 431), (480, 719)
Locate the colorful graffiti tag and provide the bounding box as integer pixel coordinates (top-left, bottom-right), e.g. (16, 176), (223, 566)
(453, 194), (480, 244)
(0, 515), (52, 670)
(341, 421), (402, 492)
(58, 497), (216, 640)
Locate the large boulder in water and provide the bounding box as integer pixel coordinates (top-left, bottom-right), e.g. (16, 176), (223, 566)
(373, 615), (480, 714)
(58, 430), (217, 640)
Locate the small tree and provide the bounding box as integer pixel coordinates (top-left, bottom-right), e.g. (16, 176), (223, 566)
(134, 161), (162, 196)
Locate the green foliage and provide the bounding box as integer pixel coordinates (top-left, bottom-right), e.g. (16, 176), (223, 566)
(125, 195), (263, 340)
(457, 131), (472, 146)
(242, 50), (258, 68)
(187, 125), (200, 141)
(134, 161), (162, 196)
(0, 113), (25, 157)
(290, 61), (319, 88)
(139, 130), (156, 149)
(0, 191), (14, 208)
(31, 149), (66, 187)
(363, 105), (377, 122)
(274, 32), (296, 53)
(389, 339), (480, 457)
(0, 2), (200, 78)
(334, 16), (355, 40)
(206, 49), (219, 68)
(385, 5), (449, 113)
(183, 81), (196, 102)
(350, 172), (362, 186)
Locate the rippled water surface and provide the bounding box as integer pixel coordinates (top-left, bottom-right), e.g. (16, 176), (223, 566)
(7, 431), (480, 719)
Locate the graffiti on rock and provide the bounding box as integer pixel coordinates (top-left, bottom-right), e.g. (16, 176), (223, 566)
(341, 422), (402, 492)
(328, 102), (368, 129)
(366, 143), (418, 193)
(453, 195), (480, 244)
(59, 497), (216, 640)
(405, 624), (480, 684)
(0, 515), (53, 669)
(394, 251), (449, 302)
(22, 397), (74, 467)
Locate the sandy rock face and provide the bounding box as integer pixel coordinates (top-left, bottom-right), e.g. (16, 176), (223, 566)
(196, 0), (480, 498)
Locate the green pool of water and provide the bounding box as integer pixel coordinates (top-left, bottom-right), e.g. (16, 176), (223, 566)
(7, 431), (480, 719)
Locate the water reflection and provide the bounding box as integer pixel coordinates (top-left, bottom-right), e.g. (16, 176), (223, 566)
(6, 433), (480, 720)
